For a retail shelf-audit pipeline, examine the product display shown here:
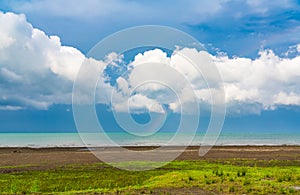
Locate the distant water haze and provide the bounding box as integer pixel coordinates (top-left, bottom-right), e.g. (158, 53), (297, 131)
(0, 131), (299, 148)
(0, 105), (300, 147)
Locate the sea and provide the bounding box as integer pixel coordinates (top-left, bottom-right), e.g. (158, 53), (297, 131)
(0, 131), (300, 148)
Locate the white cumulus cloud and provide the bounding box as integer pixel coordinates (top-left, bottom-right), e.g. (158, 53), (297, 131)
(107, 47), (300, 114)
(0, 11), (85, 109)
(1, 11), (300, 115)
(215, 49), (300, 111)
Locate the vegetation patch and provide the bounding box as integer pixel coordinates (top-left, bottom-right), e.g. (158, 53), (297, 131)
(0, 160), (299, 194)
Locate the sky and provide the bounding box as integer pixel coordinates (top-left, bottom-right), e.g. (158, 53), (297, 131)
(0, 0), (300, 133)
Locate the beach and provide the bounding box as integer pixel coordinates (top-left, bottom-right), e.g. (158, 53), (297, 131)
(1, 145), (300, 194)
(1, 145), (299, 171)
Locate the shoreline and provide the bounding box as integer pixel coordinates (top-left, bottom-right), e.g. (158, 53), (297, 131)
(1, 144), (300, 149)
(1, 145), (300, 152)
(0, 145), (299, 168)
(1, 146), (299, 194)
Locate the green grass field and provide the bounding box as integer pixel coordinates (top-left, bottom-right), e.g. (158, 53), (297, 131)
(0, 159), (300, 194)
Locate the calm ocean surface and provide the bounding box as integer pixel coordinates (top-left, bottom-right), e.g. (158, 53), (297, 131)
(0, 131), (300, 147)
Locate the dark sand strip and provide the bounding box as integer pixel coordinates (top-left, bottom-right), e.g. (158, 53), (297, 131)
(0, 146), (299, 169)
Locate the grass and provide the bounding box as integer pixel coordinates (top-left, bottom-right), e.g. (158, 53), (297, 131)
(0, 159), (299, 194)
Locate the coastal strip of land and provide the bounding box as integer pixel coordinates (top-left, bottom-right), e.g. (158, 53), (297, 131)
(0, 145), (299, 168)
(0, 146), (299, 194)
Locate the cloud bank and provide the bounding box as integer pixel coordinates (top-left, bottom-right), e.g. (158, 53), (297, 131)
(215, 49), (300, 113)
(107, 47), (300, 114)
(1, 11), (300, 114)
(0, 11), (84, 109)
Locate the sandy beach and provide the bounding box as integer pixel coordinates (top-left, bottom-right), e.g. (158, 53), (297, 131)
(1, 145), (299, 172)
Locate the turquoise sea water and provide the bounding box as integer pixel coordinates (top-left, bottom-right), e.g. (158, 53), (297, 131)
(0, 132), (299, 147)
